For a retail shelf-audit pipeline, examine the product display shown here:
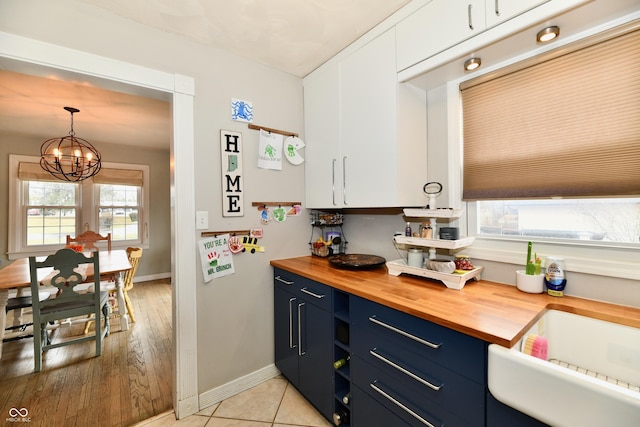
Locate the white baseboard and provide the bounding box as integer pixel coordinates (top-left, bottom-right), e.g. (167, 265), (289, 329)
(135, 272), (171, 283)
(198, 364), (281, 411)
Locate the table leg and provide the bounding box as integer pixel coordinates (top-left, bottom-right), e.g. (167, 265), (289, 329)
(114, 272), (129, 331)
(0, 289), (8, 358)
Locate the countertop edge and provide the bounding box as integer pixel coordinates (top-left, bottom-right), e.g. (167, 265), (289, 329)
(271, 256), (640, 348)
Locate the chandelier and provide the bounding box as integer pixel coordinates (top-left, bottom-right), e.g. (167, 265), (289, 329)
(40, 107), (102, 182)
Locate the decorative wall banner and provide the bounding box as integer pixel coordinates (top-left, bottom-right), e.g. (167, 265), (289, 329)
(199, 234), (235, 282)
(221, 130), (244, 217)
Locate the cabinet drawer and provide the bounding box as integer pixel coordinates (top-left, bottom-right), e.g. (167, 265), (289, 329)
(353, 355), (482, 427)
(274, 268), (332, 311)
(351, 296), (486, 383)
(352, 384), (409, 427)
(353, 350), (485, 425)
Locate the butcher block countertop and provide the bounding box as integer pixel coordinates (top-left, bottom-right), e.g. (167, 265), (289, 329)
(271, 256), (640, 348)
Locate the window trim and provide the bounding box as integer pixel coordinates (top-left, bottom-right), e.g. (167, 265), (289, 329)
(8, 154), (149, 259)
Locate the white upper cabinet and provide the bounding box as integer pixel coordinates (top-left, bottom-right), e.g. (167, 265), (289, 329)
(396, 0), (486, 72)
(304, 28), (428, 209)
(303, 61), (341, 208)
(485, 0), (549, 28)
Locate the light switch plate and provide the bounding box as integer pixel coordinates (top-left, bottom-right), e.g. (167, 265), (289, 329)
(196, 211), (208, 230)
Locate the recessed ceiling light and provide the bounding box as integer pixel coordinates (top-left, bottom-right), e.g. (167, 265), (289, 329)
(464, 57), (481, 72)
(536, 26), (560, 43)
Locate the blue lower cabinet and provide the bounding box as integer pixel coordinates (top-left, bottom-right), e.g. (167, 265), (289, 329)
(350, 295), (486, 427)
(274, 270), (333, 421)
(352, 355), (482, 427)
(487, 392), (550, 427)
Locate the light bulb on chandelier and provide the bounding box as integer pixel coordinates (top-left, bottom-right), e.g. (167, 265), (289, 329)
(40, 106), (102, 182)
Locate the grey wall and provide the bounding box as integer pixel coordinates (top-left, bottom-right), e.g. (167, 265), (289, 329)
(0, 131), (171, 278)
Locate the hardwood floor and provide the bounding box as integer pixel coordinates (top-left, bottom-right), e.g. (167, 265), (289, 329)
(0, 279), (173, 427)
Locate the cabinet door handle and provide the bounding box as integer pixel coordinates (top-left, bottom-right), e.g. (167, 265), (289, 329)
(494, 0), (500, 16)
(342, 156), (348, 205)
(289, 297), (297, 349)
(468, 4), (474, 30)
(369, 316), (441, 349)
(298, 302), (306, 356)
(275, 275), (294, 285)
(300, 287), (325, 299)
(370, 382), (441, 427)
(369, 349), (443, 391)
(332, 158), (337, 206)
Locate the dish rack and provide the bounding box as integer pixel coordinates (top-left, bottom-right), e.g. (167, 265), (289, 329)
(309, 210), (347, 257)
(388, 208), (482, 290)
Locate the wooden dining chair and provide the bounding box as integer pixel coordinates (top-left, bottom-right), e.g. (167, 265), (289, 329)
(3, 290), (51, 343)
(29, 248), (110, 372)
(84, 247), (143, 333)
(66, 230), (112, 252)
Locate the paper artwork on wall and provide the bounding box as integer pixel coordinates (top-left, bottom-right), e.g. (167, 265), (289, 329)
(257, 129), (283, 170)
(199, 234), (235, 282)
(231, 98), (253, 123)
(221, 130), (244, 217)
(284, 136), (305, 165)
(273, 206), (287, 223)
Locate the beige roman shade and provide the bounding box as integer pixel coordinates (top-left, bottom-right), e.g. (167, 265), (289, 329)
(93, 168), (143, 186)
(461, 24), (640, 200)
(19, 162), (143, 186)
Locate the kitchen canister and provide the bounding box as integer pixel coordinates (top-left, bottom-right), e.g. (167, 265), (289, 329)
(407, 248), (424, 268)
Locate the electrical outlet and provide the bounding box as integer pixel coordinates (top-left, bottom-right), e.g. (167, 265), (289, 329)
(196, 211), (208, 230)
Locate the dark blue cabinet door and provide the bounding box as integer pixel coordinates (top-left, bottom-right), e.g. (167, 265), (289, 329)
(274, 285), (299, 385)
(298, 300), (334, 420)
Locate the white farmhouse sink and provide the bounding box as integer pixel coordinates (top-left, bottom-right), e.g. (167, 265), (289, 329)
(489, 309), (640, 426)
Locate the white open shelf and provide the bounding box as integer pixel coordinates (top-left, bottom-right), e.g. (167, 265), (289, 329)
(403, 208), (463, 218)
(387, 259), (483, 290)
(393, 235), (475, 250)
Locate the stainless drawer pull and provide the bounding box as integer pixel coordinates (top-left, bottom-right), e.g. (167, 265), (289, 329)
(298, 302), (305, 356)
(368, 316), (441, 349)
(300, 287), (325, 299)
(275, 276), (294, 285)
(468, 4), (474, 30)
(289, 298), (297, 349)
(494, 0), (500, 16)
(370, 382), (441, 427)
(370, 349), (442, 391)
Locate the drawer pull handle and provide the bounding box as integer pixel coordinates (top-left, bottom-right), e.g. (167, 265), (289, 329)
(298, 302), (305, 356)
(370, 382), (441, 427)
(368, 316), (441, 349)
(370, 349), (443, 391)
(300, 287), (325, 299)
(275, 276), (294, 285)
(289, 298), (297, 349)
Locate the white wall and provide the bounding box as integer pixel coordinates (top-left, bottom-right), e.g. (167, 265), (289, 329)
(0, 0), (308, 398)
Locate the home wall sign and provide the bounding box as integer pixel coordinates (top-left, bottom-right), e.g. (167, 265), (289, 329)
(221, 130), (244, 217)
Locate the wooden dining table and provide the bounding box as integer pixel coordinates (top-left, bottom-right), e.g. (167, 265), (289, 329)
(0, 249), (132, 358)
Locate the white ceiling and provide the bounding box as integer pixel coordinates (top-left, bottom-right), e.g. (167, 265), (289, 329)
(0, 0), (411, 149)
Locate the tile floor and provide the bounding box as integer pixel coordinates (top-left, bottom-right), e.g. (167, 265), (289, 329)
(135, 376), (332, 427)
